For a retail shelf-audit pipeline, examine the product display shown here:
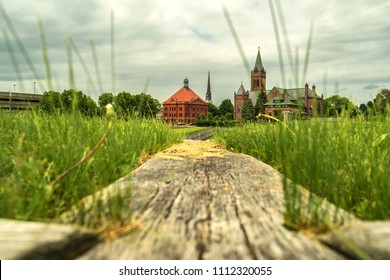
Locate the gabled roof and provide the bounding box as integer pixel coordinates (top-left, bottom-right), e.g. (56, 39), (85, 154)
(270, 86), (321, 100)
(163, 87), (206, 104)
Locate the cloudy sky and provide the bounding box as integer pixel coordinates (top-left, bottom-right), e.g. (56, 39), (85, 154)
(1, 0), (389, 106)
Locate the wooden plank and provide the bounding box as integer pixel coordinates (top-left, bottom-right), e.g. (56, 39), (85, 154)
(0, 219), (99, 260)
(185, 128), (218, 140)
(67, 141), (356, 260)
(319, 221), (390, 259)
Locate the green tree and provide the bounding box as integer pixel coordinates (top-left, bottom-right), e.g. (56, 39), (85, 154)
(255, 90), (267, 116)
(133, 93), (161, 117)
(98, 92), (114, 107)
(359, 103), (368, 116)
(39, 90), (61, 113)
(207, 102), (219, 118)
(323, 95), (357, 117)
(219, 99), (234, 119)
(374, 88), (390, 115)
(242, 99), (256, 121)
(115, 91), (135, 116)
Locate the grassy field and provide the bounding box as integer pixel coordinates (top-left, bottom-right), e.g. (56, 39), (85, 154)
(214, 115), (390, 230)
(0, 110), (183, 223)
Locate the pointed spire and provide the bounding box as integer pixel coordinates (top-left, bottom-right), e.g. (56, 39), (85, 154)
(205, 70), (212, 102)
(236, 82), (246, 95)
(254, 46), (264, 71)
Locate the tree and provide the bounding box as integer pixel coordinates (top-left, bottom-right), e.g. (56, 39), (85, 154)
(115, 91), (135, 116)
(207, 102), (219, 118)
(133, 92), (161, 117)
(374, 88), (390, 115)
(39, 90), (61, 113)
(242, 99), (256, 121)
(255, 90), (267, 116)
(39, 89), (98, 116)
(98, 93), (114, 107)
(359, 103), (368, 116)
(219, 99), (234, 119)
(323, 95), (357, 117)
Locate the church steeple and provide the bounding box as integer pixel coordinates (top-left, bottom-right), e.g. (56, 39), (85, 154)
(251, 47), (266, 91)
(254, 47), (264, 71)
(205, 70), (212, 103)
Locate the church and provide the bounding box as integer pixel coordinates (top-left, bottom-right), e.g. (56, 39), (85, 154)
(234, 48), (323, 120)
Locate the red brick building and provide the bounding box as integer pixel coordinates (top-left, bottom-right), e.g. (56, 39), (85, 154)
(234, 47), (323, 120)
(163, 77), (208, 124)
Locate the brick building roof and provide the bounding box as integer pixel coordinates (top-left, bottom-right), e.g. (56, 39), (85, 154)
(164, 84), (206, 104)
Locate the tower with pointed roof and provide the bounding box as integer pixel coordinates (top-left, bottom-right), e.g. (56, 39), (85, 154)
(233, 81), (249, 120)
(251, 47), (266, 92)
(234, 48), (267, 121)
(205, 71), (212, 103)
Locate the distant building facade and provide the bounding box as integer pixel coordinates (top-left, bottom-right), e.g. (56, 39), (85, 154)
(234, 48), (323, 120)
(163, 77), (208, 124)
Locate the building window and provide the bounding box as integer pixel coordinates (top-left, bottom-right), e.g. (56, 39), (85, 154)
(179, 107), (182, 111)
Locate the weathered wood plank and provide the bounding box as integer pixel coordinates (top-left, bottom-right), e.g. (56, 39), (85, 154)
(185, 128), (218, 140)
(0, 219), (99, 260)
(73, 141), (356, 260)
(319, 221), (390, 259)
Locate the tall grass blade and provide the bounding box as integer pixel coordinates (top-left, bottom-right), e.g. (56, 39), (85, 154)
(111, 10), (116, 94)
(68, 37), (97, 95)
(143, 76), (151, 93)
(66, 38), (75, 89)
(301, 20), (314, 85)
(268, 0), (286, 88)
(323, 71), (328, 98)
(90, 40), (103, 94)
(295, 47), (299, 88)
(38, 19), (53, 91)
(2, 29), (25, 92)
(0, 3), (44, 92)
(222, 5), (250, 78)
(274, 0), (295, 82)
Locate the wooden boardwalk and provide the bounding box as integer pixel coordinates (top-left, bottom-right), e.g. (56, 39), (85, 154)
(1, 141), (389, 259)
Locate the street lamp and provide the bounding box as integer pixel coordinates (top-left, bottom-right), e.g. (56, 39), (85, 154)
(13, 84), (15, 93)
(34, 82), (36, 94)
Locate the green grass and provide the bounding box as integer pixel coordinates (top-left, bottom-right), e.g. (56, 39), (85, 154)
(0, 110), (183, 223)
(214, 115), (390, 230)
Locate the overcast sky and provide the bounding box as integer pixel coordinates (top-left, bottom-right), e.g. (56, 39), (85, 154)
(1, 0), (389, 105)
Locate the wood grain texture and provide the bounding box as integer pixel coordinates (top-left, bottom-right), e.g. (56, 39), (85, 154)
(319, 221), (390, 259)
(76, 142), (356, 260)
(0, 218), (99, 260)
